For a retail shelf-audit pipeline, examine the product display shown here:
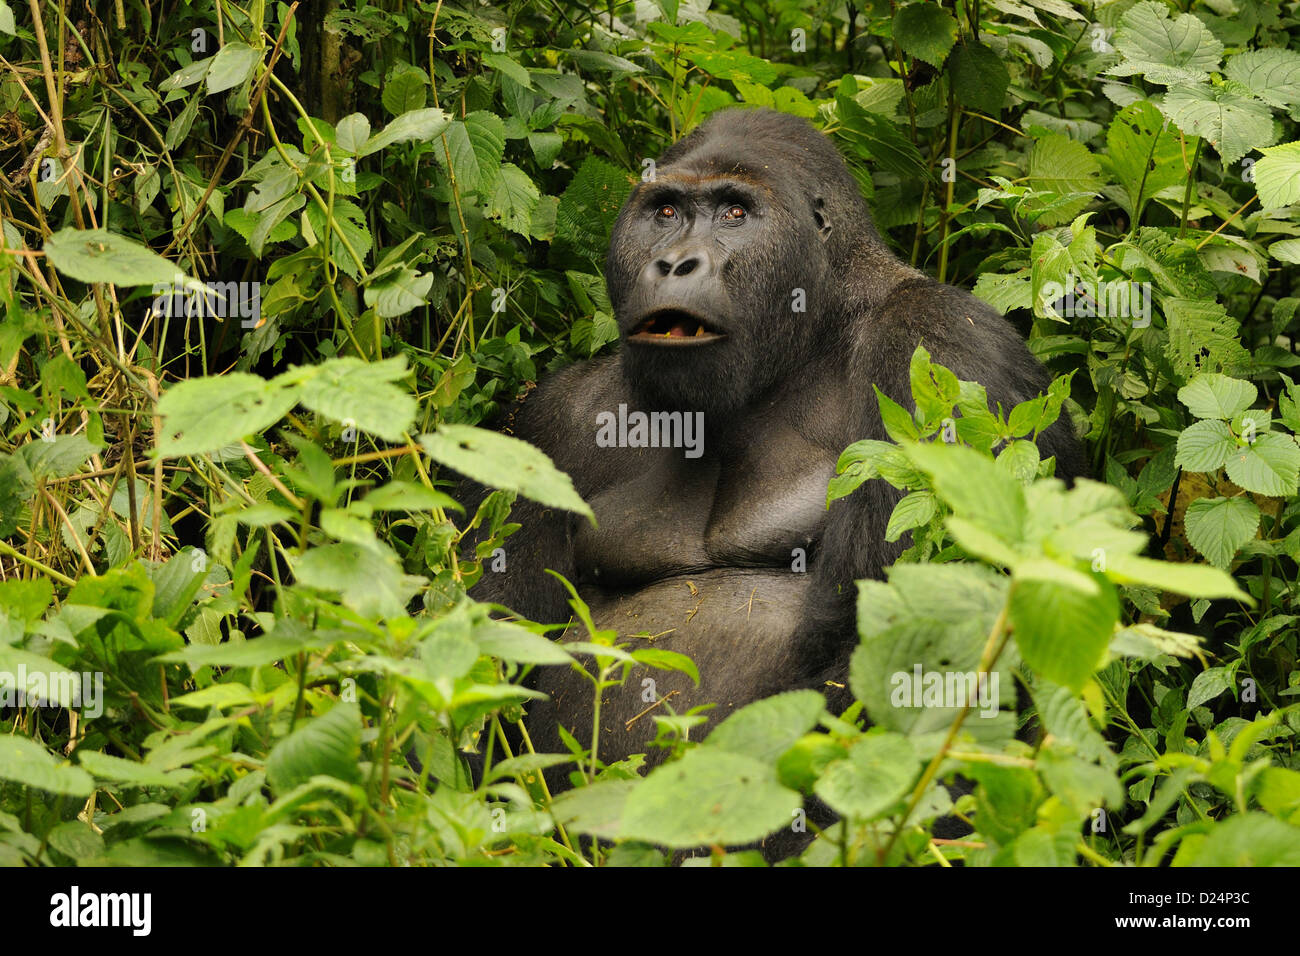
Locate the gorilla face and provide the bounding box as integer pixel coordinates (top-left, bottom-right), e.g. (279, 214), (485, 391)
(605, 117), (837, 415)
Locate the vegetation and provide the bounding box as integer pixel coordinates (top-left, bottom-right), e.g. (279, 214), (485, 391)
(1, 0), (1299, 866)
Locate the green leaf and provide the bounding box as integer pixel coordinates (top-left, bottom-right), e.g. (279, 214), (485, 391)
(1223, 432), (1300, 497)
(1107, 1), (1223, 86)
(1254, 142), (1300, 209)
(1177, 373), (1256, 420)
(1009, 576), (1118, 693)
(814, 733), (919, 821)
(906, 441), (1026, 548)
(44, 228), (182, 287)
(420, 425), (594, 520)
(1027, 133), (1102, 226)
(77, 752), (195, 789)
(704, 690), (826, 764)
(1161, 84), (1276, 167)
(206, 42), (259, 95)
(1104, 553), (1247, 600)
(1223, 49), (1300, 110)
(1175, 419), (1235, 473)
(1184, 496), (1259, 568)
(360, 107), (451, 157)
(0, 736), (93, 797)
(381, 65), (428, 115)
(1269, 239), (1300, 264)
(1186, 665), (1233, 709)
(620, 749), (797, 848)
(472, 619), (573, 665)
(1105, 99), (1191, 222)
(487, 163), (541, 236)
(155, 373), (298, 457)
(438, 111), (505, 195)
(893, 3), (958, 68)
(885, 490), (937, 543)
(950, 41), (1009, 115)
(265, 702), (362, 796)
(363, 267), (433, 318)
(293, 543), (424, 619)
(293, 356), (416, 442)
(1178, 814), (1300, 866)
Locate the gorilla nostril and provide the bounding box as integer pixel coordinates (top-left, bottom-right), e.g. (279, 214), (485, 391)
(673, 257), (699, 277)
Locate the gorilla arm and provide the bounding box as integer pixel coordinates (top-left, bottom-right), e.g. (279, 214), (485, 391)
(798, 277), (1085, 677)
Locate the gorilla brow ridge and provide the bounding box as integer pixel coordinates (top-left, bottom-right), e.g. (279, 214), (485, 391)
(645, 171), (777, 193)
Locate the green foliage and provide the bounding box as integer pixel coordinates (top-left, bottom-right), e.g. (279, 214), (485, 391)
(2, 0), (1299, 868)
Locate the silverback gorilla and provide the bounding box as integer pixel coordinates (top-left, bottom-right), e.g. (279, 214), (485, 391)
(469, 108), (1084, 805)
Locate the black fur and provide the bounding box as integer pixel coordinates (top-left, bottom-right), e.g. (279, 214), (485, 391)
(466, 108), (1084, 856)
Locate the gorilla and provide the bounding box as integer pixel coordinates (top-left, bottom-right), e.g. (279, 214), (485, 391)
(468, 108), (1083, 815)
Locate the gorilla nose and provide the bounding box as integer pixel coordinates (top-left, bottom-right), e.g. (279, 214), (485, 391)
(648, 248), (712, 282)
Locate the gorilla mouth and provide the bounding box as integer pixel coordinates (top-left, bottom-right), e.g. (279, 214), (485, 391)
(628, 309), (726, 345)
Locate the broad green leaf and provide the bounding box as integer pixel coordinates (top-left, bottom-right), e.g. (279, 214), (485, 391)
(155, 373), (298, 457)
(886, 490), (937, 543)
(950, 41), (1009, 115)
(1009, 576), (1118, 692)
(1161, 84), (1276, 166)
(265, 702), (362, 796)
(1175, 419), (1235, 473)
(360, 107), (451, 157)
(0, 736), (93, 797)
(814, 733), (919, 821)
(1105, 99), (1191, 222)
(1186, 665), (1233, 709)
(293, 542), (425, 619)
(381, 65), (428, 115)
(77, 752), (195, 789)
(206, 42), (259, 95)
(1224, 49), (1300, 110)
(1027, 133), (1102, 226)
(1254, 142), (1300, 209)
(363, 267), (433, 318)
(488, 163), (541, 236)
(1223, 432), (1300, 497)
(292, 356), (416, 442)
(906, 441), (1026, 548)
(705, 690), (826, 764)
(1184, 496), (1259, 568)
(472, 619), (573, 665)
(620, 749), (796, 848)
(1177, 814), (1300, 866)
(1107, 1), (1223, 86)
(893, 3), (958, 68)
(44, 228), (181, 287)
(1270, 239), (1300, 264)
(1177, 374), (1256, 420)
(420, 425), (594, 520)
(1104, 553), (1248, 600)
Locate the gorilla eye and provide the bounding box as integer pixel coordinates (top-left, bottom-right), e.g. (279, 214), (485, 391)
(656, 204), (678, 220)
(721, 204), (747, 221)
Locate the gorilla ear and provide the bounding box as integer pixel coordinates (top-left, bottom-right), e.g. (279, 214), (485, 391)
(813, 196), (832, 241)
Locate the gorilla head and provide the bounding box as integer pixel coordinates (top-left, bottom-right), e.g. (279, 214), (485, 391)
(605, 108), (909, 416)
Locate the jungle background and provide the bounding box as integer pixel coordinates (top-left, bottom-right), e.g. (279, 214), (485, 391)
(0, 0), (1299, 866)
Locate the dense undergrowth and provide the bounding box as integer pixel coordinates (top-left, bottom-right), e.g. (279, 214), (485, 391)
(1, 0), (1299, 866)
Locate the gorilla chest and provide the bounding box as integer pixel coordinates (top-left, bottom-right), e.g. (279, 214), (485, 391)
(573, 441), (836, 586)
